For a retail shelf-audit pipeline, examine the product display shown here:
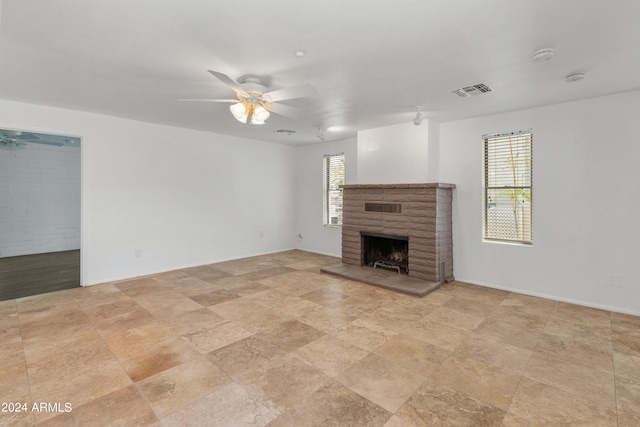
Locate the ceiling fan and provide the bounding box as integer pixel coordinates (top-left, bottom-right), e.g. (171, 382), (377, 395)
(180, 71), (317, 125)
(0, 130), (72, 152)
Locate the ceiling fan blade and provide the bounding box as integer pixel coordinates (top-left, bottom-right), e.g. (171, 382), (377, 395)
(262, 84), (317, 103)
(208, 70), (248, 96)
(266, 102), (302, 118)
(178, 98), (237, 103)
(30, 140), (64, 147)
(16, 132), (41, 140)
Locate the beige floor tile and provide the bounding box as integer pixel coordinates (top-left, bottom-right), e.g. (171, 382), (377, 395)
(424, 305), (485, 331)
(534, 329), (614, 373)
(611, 313), (640, 357)
(73, 284), (131, 310)
(433, 354), (521, 410)
(181, 265), (233, 283)
(243, 288), (289, 307)
(240, 266), (297, 281)
(208, 297), (270, 321)
(473, 315), (543, 351)
(188, 289), (240, 307)
(452, 333), (532, 376)
(445, 281), (510, 306)
(161, 307), (225, 335)
(117, 337), (201, 381)
(297, 305), (357, 333)
(293, 334), (370, 377)
(499, 292), (556, 318)
(383, 415), (413, 427)
(15, 288), (80, 314)
(523, 353), (616, 409)
(374, 334), (450, 376)
(270, 296), (323, 318)
(230, 307), (290, 334)
(207, 336), (288, 378)
(22, 321), (102, 365)
(256, 319), (325, 352)
(259, 273), (323, 296)
(397, 378), (505, 426)
(269, 381), (391, 427)
(81, 298), (140, 322)
(17, 300), (83, 327)
(0, 362), (31, 402)
(136, 356), (232, 419)
(38, 385), (158, 427)
(236, 355), (331, 415)
(2, 251), (639, 426)
(299, 288), (349, 306)
(213, 258), (280, 276)
(92, 305), (157, 338)
(333, 318), (398, 352)
(616, 375), (640, 427)
(180, 321), (253, 353)
(161, 381), (277, 427)
(336, 353), (426, 413)
(504, 377), (617, 426)
(105, 321), (177, 358)
(229, 281), (272, 296)
(614, 351), (640, 382)
(27, 338), (132, 423)
(113, 277), (173, 299)
(402, 318), (470, 351)
(545, 302), (612, 340)
(0, 328), (25, 365)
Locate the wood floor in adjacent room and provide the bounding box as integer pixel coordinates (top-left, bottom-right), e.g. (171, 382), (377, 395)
(0, 250), (80, 301)
(1, 250), (638, 426)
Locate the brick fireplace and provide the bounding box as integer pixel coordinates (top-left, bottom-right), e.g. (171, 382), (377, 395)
(322, 183), (455, 296)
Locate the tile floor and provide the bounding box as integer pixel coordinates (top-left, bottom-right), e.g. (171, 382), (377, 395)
(1, 250), (639, 426)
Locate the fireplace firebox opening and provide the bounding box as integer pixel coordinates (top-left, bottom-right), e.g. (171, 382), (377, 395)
(361, 232), (409, 275)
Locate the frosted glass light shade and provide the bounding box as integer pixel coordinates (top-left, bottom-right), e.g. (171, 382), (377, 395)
(254, 106), (270, 121)
(230, 102), (247, 122)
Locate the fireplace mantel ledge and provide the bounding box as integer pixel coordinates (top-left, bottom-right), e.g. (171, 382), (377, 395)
(342, 183), (456, 189)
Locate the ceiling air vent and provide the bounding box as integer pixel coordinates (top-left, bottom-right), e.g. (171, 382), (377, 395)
(274, 129), (296, 135)
(451, 83), (492, 98)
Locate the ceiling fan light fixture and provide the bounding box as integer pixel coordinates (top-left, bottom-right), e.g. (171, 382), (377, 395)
(230, 102), (246, 121)
(254, 106), (270, 122)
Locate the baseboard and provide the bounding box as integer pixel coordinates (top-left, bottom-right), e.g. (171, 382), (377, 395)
(455, 277), (640, 317)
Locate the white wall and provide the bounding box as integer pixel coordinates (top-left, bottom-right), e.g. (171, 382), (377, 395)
(440, 90), (640, 315)
(0, 100), (297, 286)
(0, 144), (81, 257)
(357, 121), (431, 184)
(294, 137), (357, 257)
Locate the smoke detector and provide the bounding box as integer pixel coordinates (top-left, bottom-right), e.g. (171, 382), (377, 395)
(565, 72), (585, 83)
(532, 48), (555, 62)
(451, 83), (492, 98)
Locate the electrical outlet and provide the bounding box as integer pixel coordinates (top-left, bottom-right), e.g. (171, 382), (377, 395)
(134, 249), (142, 259)
(259, 230), (264, 237)
(609, 274), (621, 288)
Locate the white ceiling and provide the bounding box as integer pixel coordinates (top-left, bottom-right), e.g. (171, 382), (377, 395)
(1, 0), (639, 145)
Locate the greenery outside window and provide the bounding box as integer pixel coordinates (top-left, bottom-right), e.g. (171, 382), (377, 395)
(323, 153), (345, 226)
(483, 130), (532, 244)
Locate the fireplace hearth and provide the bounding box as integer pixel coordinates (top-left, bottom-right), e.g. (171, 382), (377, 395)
(321, 183), (455, 297)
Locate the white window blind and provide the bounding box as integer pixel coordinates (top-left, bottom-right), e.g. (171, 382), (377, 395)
(323, 153), (345, 226)
(483, 130), (532, 244)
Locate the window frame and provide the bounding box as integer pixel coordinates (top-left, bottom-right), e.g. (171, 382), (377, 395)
(482, 129), (533, 245)
(323, 153), (345, 227)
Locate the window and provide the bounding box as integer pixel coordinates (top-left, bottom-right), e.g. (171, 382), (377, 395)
(483, 130), (532, 244)
(323, 153), (345, 226)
